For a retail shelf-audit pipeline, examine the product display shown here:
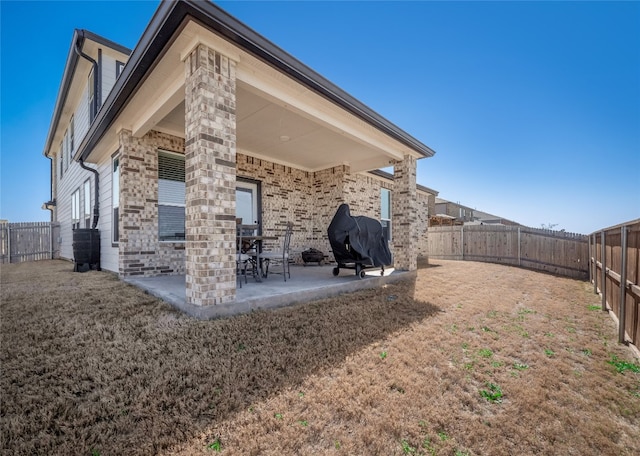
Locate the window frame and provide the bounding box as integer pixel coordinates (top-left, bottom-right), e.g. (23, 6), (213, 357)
(83, 178), (91, 228)
(71, 188), (80, 230)
(158, 150), (186, 242)
(59, 140), (64, 179)
(88, 68), (96, 122)
(116, 60), (125, 78)
(112, 155), (120, 244)
(380, 187), (392, 242)
(69, 115), (75, 157)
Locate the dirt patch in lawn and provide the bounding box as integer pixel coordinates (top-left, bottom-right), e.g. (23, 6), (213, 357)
(1, 260), (638, 455)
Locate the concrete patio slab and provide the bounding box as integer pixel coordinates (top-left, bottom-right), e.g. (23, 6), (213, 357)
(124, 264), (415, 319)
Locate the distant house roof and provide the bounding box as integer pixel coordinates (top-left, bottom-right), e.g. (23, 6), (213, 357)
(75, 0), (436, 163)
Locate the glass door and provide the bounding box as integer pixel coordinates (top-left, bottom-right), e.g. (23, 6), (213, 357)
(236, 179), (260, 227)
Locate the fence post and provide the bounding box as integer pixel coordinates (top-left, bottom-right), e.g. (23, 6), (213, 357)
(461, 225), (464, 261)
(601, 231), (607, 311)
(592, 233), (598, 294)
(49, 223), (54, 259)
(518, 226), (521, 267)
(618, 225), (628, 344)
(6, 224), (11, 264)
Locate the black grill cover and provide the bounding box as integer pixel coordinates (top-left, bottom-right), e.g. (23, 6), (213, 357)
(327, 203), (392, 267)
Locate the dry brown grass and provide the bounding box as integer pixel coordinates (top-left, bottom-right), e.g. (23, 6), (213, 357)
(1, 259), (638, 455)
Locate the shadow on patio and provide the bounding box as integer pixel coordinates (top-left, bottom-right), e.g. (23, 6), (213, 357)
(125, 264), (414, 319)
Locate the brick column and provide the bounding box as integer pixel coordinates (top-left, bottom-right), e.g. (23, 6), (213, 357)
(184, 44), (237, 306)
(117, 129), (159, 276)
(393, 155), (418, 271)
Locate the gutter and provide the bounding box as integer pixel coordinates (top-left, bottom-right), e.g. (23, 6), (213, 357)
(77, 0), (436, 163)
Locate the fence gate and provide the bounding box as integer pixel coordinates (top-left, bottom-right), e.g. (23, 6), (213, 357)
(0, 222), (60, 264)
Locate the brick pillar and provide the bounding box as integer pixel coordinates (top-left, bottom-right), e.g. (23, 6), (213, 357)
(393, 155), (418, 271)
(184, 44), (237, 306)
(117, 129), (159, 276)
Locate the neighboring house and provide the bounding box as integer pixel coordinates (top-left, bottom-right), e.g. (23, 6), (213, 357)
(434, 198), (519, 226)
(43, 0), (436, 310)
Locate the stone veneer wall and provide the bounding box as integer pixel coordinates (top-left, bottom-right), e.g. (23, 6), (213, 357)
(416, 191), (430, 259)
(392, 155), (418, 271)
(117, 130), (424, 277)
(236, 154), (314, 254)
(118, 129), (185, 277)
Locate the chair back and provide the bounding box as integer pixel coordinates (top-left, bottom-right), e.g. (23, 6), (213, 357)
(282, 222), (293, 254)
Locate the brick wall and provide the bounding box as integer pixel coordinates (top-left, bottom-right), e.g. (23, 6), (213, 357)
(117, 135), (426, 277)
(117, 129), (186, 277)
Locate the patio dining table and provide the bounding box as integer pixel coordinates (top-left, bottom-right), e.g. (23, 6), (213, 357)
(239, 234), (278, 282)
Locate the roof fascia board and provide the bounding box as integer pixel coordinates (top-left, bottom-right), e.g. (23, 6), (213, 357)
(78, 0), (435, 162)
(80, 29), (133, 56)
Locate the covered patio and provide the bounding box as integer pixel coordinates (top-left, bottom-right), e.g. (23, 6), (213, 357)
(77, 1), (434, 315)
(125, 264), (412, 319)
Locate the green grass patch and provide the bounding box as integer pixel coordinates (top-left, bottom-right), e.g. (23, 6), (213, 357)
(607, 355), (640, 374)
(480, 383), (503, 403)
(478, 348), (494, 358)
(401, 439), (416, 454)
(206, 438), (222, 452)
(587, 305), (601, 311)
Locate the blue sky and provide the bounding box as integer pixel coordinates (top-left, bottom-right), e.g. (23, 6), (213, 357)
(1, 0), (638, 234)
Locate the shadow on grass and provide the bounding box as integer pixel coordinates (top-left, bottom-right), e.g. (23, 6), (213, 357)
(0, 260), (439, 455)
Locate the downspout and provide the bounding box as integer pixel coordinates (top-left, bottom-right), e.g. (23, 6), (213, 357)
(74, 33), (99, 122)
(79, 159), (100, 229)
(74, 32), (100, 229)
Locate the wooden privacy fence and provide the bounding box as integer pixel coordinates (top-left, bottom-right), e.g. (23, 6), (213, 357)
(428, 224), (589, 279)
(590, 219), (640, 349)
(0, 222), (60, 264)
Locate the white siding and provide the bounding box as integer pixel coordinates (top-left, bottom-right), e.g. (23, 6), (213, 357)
(56, 158), (94, 260)
(101, 54), (118, 105)
(53, 66), (102, 262)
(74, 84), (90, 143)
(97, 157), (118, 273)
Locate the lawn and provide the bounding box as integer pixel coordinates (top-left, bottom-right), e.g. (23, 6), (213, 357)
(1, 259), (638, 455)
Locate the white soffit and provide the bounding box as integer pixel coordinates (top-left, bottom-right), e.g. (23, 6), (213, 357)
(97, 20), (417, 172)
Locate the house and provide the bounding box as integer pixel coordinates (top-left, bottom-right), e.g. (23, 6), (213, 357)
(42, 0), (437, 311)
(434, 198), (519, 226)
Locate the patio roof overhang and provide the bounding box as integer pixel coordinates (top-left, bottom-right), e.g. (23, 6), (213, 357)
(77, 0), (435, 172)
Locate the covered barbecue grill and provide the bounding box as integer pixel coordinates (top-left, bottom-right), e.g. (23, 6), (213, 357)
(327, 203), (392, 278)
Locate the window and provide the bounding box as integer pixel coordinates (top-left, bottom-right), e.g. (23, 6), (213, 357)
(59, 141), (64, 179)
(71, 188), (80, 230)
(84, 179), (91, 228)
(116, 60), (125, 78)
(381, 188), (392, 242)
(112, 156), (120, 243)
(158, 151), (185, 241)
(69, 115), (75, 157)
(64, 129), (70, 171)
(88, 68), (96, 122)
